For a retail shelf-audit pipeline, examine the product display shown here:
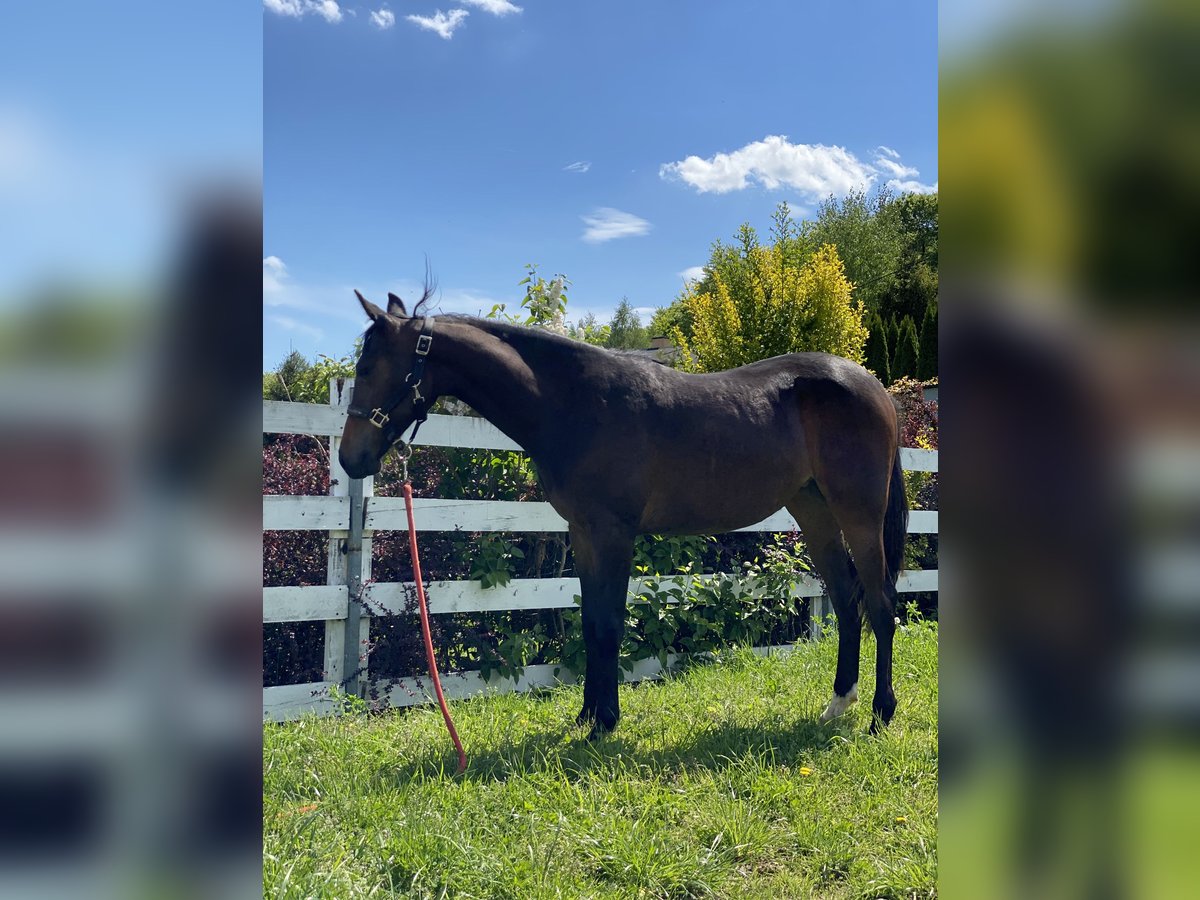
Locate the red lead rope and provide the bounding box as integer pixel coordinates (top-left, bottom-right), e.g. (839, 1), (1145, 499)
(402, 480), (467, 774)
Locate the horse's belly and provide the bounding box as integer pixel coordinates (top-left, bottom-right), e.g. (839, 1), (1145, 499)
(636, 470), (801, 535)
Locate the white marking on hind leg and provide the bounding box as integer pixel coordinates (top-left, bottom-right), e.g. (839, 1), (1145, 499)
(819, 682), (858, 723)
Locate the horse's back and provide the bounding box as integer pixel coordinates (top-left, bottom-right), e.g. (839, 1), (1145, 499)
(654, 351), (892, 421)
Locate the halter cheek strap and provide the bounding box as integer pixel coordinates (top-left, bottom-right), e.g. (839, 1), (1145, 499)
(346, 316), (435, 446)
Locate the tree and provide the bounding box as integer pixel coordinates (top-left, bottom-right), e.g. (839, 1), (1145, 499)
(653, 203), (818, 347)
(770, 200), (817, 270)
(606, 297), (648, 350)
(489, 263), (570, 332)
(806, 188), (904, 315)
(804, 190), (938, 330)
(888, 316), (901, 358)
(263, 349), (356, 404)
(917, 301), (938, 381)
(892, 315), (920, 382)
(879, 191), (939, 325)
(649, 301), (693, 343)
(864, 312), (892, 385)
(884, 258), (939, 328)
(568, 311), (610, 346)
(889, 191), (938, 271)
(263, 350), (310, 401)
(674, 242), (867, 373)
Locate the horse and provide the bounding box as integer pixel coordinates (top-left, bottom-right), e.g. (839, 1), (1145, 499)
(338, 289), (908, 738)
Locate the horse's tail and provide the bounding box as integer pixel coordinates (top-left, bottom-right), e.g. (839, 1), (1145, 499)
(884, 447), (909, 588)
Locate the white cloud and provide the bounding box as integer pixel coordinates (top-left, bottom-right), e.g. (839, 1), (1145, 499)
(264, 277), (391, 328)
(873, 152), (920, 180)
(662, 136), (938, 201)
(678, 266), (706, 284)
(0, 105), (186, 296)
(264, 0), (304, 15)
(436, 287), (508, 315)
(581, 208), (652, 244)
(661, 135), (876, 198)
(460, 0), (522, 14)
(268, 314), (324, 341)
(263, 0), (342, 22)
(370, 7), (395, 29)
(312, 0), (342, 22)
(0, 108), (50, 192)
(406, 8), (469, 39)
(873, 147), (937, 193)
(888, 178), (938, 195)
(263, 256), (288, 295)
(563, 160), (591, 173)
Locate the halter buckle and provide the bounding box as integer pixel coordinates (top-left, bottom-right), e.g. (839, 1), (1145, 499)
(415, 334), (433, 356)
(368, 408), (390, 428)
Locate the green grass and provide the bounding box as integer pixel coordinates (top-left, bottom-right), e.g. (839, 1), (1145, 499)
(264, 621), (938, 899)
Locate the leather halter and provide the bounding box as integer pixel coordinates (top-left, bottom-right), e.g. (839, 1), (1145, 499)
(346, 316), (435, 446)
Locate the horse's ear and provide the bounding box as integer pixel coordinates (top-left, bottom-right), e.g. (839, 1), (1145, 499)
(355, 289), (386, 322)
(387, 292), (407, 317)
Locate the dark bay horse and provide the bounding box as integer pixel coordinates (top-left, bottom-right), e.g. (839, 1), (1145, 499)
(339, 290), (908, 736)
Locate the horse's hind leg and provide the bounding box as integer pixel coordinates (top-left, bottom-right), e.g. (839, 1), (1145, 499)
(812, 455), (902, 730)
(786, 487), (862, 723)
(838, 519), (899, 730)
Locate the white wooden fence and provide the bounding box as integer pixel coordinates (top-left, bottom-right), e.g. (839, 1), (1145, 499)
(263, 382), (939, 721)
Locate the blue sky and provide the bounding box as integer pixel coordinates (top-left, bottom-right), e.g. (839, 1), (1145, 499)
(264, 0), (936, 369)
(1, 1), (260, 300)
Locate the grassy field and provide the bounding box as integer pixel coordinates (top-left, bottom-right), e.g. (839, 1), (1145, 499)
(264, 621), (938, 899)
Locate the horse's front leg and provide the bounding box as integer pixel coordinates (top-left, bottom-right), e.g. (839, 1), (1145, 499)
(570, 521), (634, 738)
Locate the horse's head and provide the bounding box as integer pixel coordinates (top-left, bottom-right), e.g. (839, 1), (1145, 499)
(338, 289), (437, 478)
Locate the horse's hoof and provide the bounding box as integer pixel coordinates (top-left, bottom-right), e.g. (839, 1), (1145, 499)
(869, 693), (896, 733)
(583, 707), (619, 739)
(818, 683), (858, 723)
(586, 720), (618, 741)
(869, 712), (895, 735)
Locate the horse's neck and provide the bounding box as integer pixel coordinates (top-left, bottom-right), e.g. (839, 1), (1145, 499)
(437, 320), (553, 454)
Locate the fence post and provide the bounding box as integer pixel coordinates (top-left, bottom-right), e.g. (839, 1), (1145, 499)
(325, 378), (372, 699)
(342, 477), (365, 696)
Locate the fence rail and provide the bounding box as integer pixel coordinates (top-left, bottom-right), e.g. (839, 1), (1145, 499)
(263, 388), (939, 722)
(263, 495), (940, 534)
(264, 569), (942, 623)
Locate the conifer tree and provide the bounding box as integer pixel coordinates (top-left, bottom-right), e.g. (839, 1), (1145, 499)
(864, 312), (892, 385)
(917, 302), (938, 380)
(892, 315), (919, 381)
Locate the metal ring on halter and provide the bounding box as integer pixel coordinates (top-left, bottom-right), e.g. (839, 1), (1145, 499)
(392, 439), (412, 482)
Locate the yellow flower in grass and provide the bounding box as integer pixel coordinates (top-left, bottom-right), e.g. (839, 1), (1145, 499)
(799, 766), (813, 777)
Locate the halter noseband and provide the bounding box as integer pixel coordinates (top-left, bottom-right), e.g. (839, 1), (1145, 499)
(346, 316), (436, 446)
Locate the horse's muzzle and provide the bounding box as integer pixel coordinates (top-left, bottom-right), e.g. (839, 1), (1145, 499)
(338, 448), (382, 480)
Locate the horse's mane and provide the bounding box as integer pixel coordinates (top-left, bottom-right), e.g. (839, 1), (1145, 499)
(412, 260), (437, 317)
(444, 315), (610, 357)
